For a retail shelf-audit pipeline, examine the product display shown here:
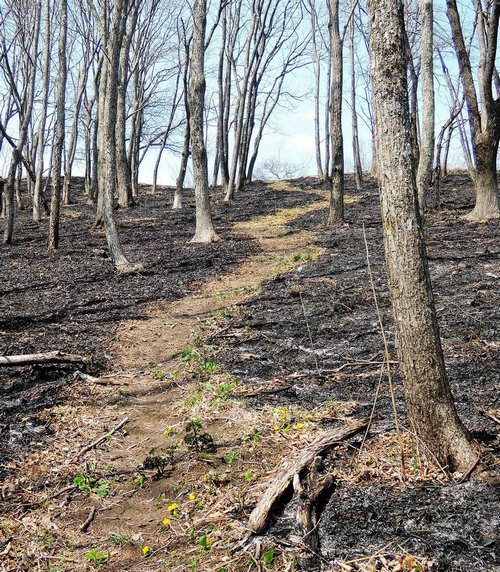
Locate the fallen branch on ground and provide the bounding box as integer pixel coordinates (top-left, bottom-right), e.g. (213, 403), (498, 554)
(72, 417), (129, 461)
(247, 418), (368, 535)
(0, 351), (90, 368)
(80, 506), (97, 532)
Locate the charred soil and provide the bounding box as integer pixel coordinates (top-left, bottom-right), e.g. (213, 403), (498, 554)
(0, 174), (498, 572)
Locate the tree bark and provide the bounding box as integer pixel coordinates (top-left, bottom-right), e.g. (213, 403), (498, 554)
(416, 0), (435, 214)
(368, 0), (477, 473)
(33, 0), (51, 222)
(446, 0), (500, 219)
(48, 0), (68, 250)
(2, 0), (41, 244)
(349, 6), (363, 192)
(188, 0), (219, 243)
(328, 0), (344, 226)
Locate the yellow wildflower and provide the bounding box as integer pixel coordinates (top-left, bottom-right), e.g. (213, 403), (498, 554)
(162, 518), (171, 527)
(141, 546), (151, 557)
(188, 493), (197, 501)
(167, 502), (179, 512)
(295, 423), (304, 430)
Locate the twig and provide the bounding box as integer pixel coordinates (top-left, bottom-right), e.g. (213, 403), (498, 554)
(80, 506), (96, 532)
(45, 484), (76, 501)
(362, 224), (405, 481)
(482, 410), (500, 426)
(298, 291), (321, 375)
(356, 363), (384, 462)
(72, 417), (129, 461)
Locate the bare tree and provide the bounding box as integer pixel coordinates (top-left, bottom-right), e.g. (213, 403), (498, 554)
(416, 0), (435, 213)
(1, 0), (41, 244)
(89, 0), (143, 271)
(368, 0), (477, 472)
(349, 1), (362, 192)
(48, 0), (68, 250)
(189, 0), (219, 242)
(328, 0), (344, 225)
(446, 0), (500, 219)
(32, 0), (52, 222)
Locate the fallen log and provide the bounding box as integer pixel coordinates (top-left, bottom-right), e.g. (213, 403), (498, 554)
(0, 351), (90, 368)
(247, 418), (368, 535)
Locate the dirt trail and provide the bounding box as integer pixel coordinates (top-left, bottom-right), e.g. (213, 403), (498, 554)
(113, 183), (328, 371)
(46, 183), (331, 571)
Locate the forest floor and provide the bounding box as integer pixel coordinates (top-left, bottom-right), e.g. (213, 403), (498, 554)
(0, 174), (499, 572)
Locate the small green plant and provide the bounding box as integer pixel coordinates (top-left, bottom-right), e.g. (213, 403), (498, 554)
(242, 429), (262, 444)
(134, 474), (146, 488)
(152, 369), (167, 380)
(179, 347), (197, 362)
(263, 548), (275, 566)
(215, 382), (235, 397)
(244, 469), (252, 482)
(186, 389), (203, 408)
(224, 452), (239, 466)
(184, 420), (214, 452)
(73, 473), (110, 497)
(199, 535), (208, 549)
(143, 445), (178, 477)
(85, 548), (109, 567)
(108, 532), (129, 546)
(202, 359), (217, 373)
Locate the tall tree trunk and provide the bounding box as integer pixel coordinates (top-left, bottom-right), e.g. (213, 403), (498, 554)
(416, 0), (435, 214)
(48, 0), (68, 250)
(100, 0), (142, 272)
(349, 8), (362, 192)
(189, 0), (219, 242)
(3, 0), (41, 244)
(310, 0), (324, 178)
(328, 0), (344, 226)
(33, 0), (51, 222)
(63, 62), (88, 206)
(174, 116), (190, 210)
(116, 6), (138, 208)
(446, 0), (500, 219)
(368, 0), (476, 473)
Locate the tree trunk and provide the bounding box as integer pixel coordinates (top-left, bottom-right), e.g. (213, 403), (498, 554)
(368, 0), (476, 473)
(446, 0), (500, 219)
(188, 0), (219, 242)
(3, 0), (41, 245)
(349, 8), (362, 192)
(416, 0), (435, 214)
(328, 0), (344, 226)
(174, 118), (190, 210)
(48, 0), (68, 250)
(33, 0), (51, 222)
(100, 0), (142, 272)
(310, 0), (324, 179)
(469, 133), (500, 219)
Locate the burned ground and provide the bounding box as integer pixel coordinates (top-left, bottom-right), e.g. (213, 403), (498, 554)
(0, 174), (498, 572)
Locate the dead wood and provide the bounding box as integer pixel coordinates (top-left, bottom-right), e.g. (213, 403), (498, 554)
(294, 456), (334, 570)
(0, 350), (90, 368)
(72, 417), (129, 460)
(247, 418), (368, 534)
(80, 506), (97, 532)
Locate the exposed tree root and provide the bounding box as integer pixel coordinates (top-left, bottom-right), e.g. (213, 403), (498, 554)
(247, 418), (368, 535)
